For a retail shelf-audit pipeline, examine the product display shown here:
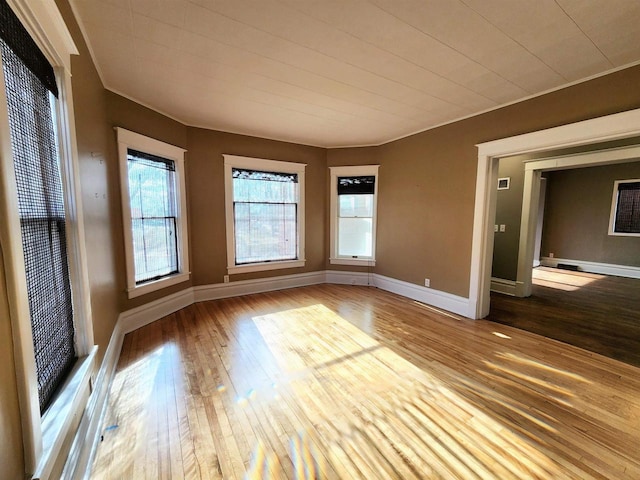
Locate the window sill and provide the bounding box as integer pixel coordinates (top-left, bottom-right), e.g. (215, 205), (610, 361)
(127, 272), (190, 299)
(330, 258), (376, 267)
(35, 346), (97, 479)
(608, 231), (640, 237)
(228, 259), (305, 275)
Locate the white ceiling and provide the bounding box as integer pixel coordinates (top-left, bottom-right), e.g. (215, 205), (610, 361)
(69, 0), (640, 147)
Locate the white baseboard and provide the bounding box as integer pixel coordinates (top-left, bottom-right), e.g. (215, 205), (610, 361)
(66, 321), (124, 480)
(120, 288), (195, 334)
(372, 274), (471, 317)
(489, 278), (529, 297)
(193, 271), (326, 302)
(325, 270), (373, 286)
(540, 257), (640, 279)
(490, 277), (517, 296)
(73, 269), (473, 478)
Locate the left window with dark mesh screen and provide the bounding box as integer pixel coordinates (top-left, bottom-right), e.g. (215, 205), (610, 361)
(127, 149), (179, 284)
(1, 38), (76, 413)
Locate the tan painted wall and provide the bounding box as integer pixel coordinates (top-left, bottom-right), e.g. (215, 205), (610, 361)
(0, 257), (24, 478)
(187, 127), (326, 285)
(104, 92), (191, 310)
(325, 147), (379, 273)
(56, 0), (122, 359)
(492, 156), (526, 281)
(327, 65), (640, 297)
(542, 162), (640, 266)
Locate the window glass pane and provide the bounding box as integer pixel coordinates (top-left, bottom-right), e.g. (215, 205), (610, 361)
(127, 151), (178, 283)
(338, 218), (373, 257)
(233, 169), (298, 203)
(132, 218), (178, 281)
(339, 194), (373, 217)
(234, 203), (297, 264)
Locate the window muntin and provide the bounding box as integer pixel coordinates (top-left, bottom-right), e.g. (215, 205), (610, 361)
(127, 149), (179, 283)
(330, 166), (379, 265)
(224, 155), (306, 275)
(117, 128), (189, 298)
(609, 179), (640, 236)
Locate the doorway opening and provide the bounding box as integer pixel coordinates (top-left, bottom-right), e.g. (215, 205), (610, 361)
(470, 108), (640, 319)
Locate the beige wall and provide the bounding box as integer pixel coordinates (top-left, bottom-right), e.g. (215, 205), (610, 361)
(542, 162), (640, 266)
(104, 91), (192, 310)
(4, 2), (640, 475)
(328, 65), (640, 297)
(56, 0), (122, 358)
(492, 157), (526, 281)
(187, 128), (327, 285)
(325, 146), (379, 272)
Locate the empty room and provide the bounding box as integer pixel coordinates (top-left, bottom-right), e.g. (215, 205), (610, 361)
(0, 0), (639, 479)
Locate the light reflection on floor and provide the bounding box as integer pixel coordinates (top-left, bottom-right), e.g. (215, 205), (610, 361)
(532, 268), (605, 292)
(94, 295), (638, 480)
(242, 304), (585, 479)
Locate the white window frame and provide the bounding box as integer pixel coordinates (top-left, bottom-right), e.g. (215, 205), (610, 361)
(329, 165), (379, 266)
(609, 178), (640, 237)
(0, 0), (96, 477)
(116, 128), (190, 298)
(224, 154), (306, 274)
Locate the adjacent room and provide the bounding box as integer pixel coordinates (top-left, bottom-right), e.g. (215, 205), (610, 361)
(0, 0), (639, 479)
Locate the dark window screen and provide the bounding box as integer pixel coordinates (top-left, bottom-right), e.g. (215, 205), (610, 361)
(127, 149), (179, 283)
(338, 175), (375, 195)
(232, 168), (298, 264)
(614, 182), (640, 233)
(0, 39), (75, 412)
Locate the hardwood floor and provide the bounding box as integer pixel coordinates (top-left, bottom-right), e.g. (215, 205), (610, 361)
(488, 267), (640, 367)
(92, 284), (640, 479)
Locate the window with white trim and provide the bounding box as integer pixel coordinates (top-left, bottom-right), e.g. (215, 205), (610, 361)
(1, 3), (75, 416)
(0, 0), (96, 475)
(609, 179), (640, 236)
(224, 154), (305, 274)
(117, 128), (189, 297)
(330, 165), (379, 266)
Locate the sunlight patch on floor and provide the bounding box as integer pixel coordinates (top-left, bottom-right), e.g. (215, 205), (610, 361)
(533, 267), (605, 291)
(246, 304), (577, 479)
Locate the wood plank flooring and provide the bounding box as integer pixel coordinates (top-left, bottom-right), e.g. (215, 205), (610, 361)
(489, 267), (640, 367)
(92, 284), (640, 479)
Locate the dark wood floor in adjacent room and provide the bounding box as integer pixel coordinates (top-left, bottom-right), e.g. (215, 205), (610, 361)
(488, 267), (640, 368)
(92, 283), (640, 479)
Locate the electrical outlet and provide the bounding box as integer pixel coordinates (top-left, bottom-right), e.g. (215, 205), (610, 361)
(223, 275), (229, 283)
(499, 224), (506, 232)
(424, 278), (430, 287)
(494, 224), (498, 232)
(549, 253), (554, 258)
